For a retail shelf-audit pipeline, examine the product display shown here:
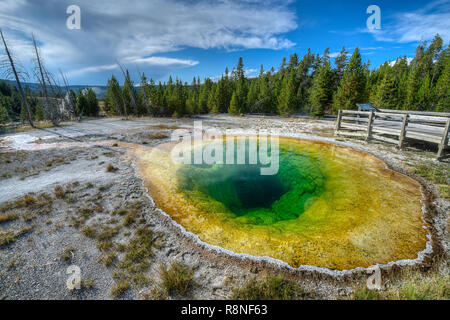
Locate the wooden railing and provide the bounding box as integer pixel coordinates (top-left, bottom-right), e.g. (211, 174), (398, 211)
(335, 110), (450, 160)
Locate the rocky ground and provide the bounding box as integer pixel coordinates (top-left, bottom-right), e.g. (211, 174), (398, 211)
(0, 115), (448, 300)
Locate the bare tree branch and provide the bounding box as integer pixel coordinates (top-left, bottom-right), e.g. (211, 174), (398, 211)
(0, 29), (34, 127)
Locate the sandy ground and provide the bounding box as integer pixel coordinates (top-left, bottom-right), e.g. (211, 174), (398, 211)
(0, 115), (448, 300)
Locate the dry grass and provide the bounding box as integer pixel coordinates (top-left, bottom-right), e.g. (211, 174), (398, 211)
(353, 270), (450, 300)
(82, 225), (119, 241)
(0, 225), (33, 247)
(231, 275), (311, 300)
(414, 162), (448, 185)
(106, 164), (118, 172)
(100, 252), (117, 266)
(54, 185), (66, 199)
(160, 262), (196, 298)
(147, 134), (168, 140)
(60, 247), (75, 262)
(0, 230), (16, 246)
(123, 212), (137, 227)
(0, 211), (18, 224)
(112, 227), (159, 287)
(1, 193), (53, 215)
(141, 287), (168, 300)
(438, 185), (449, 199)
(81, 278), (95, 290)
(110, 280), (129, 299)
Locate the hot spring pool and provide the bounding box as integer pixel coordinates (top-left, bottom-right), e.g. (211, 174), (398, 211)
(136, 137), (428, 270)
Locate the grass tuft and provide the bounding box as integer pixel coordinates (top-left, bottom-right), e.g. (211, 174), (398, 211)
(0, 211), (18, 224)
(54, 185), (66, 199)
(106, 164), (119, 172)
(414, 162), (448, 185)
(60, 247), (75, 262)
(0, 230), (16, 246)
(111, 280), (129, 299)
(160, 262), (196, 298)
(353, 271), (450, 300)
(0, 226), (33, 247)
(231, 275), (310, 300)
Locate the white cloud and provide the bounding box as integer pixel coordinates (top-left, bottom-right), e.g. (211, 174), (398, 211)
(329, 52), (340, 58)
(0, 0), (297, 81)
(68, 56), (199, 77)
(127, 57), (199, 68)
(366, 0), (450, 43)
(389, 57), (414, 67)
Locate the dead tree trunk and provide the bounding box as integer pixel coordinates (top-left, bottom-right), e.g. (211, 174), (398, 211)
(59, 69), (78, 121)
(117, 60), (137, 116)
(32, 34), (59, 126)
(0, 29), (34, 127)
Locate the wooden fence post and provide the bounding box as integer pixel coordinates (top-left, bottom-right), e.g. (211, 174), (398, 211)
(398, 114), (409, 149)
(366, 111), (374, 142)
(335, 110), (342, 135)
(437, 118), (450, 160)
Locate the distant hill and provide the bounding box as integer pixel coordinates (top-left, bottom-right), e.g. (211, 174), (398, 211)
(0, 79), (108, 99)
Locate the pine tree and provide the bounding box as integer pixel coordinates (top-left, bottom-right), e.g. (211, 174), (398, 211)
(258, 69), (274, 114)
(105, 75), (123, 115)
(287, 53), (299, 72)
(217, 68), (232, 113)
(406, 64), (421, 109)
(296, 49), (315, 111)
(0, 102), (8, 124)
(207, 84), (219, 113)
(246, 80), (259, 113)
(375, 73), (398, 110)
(334, 46), (348, 87)
(228, 91), (239, 115)
(198, 80), (210, 114)
(123, 71), (138, 115)
(186, 77), (199, 115)
(393, 57), (409, 109)
(332, 47), (366, 111)
(34, 101), (44, 121)
(277, 72), (297, 116)
(416, 73), (433, 111)
(434, 47), (450, 112)
(423, 34), (443, 84)
(309, 49), (333, 116)
(76, 90), (88, 116)
(85, 88), (99, 116)
(228, 57), (248, 114)
(406, 42), (428, 109)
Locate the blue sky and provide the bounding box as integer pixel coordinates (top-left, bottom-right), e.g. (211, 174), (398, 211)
(0, 0), (449, 85)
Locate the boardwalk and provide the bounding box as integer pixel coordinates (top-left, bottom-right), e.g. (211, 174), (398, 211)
(335, 110), (450, 159)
